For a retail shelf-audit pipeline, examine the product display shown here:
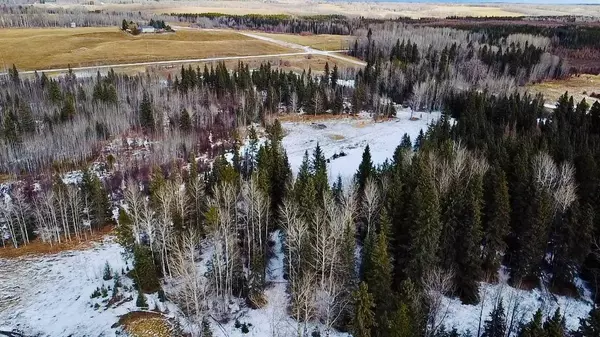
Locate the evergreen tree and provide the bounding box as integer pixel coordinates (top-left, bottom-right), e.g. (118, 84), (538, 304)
(482, 166), (510, 277)
(575, 307), (600, 337)
(356, 145), (374, 195)
(139, 91), (155, 132)
(116, 208), (135, 251)
(404, 155), (441, 282)
(519, 309), (545, 337)
(389, 302), (414, 337)
(48, 80), (62, 103)
(331, 64), (339, 88)
(133, 245), (160, 293)
(550, 202), (593, 291)
(454, 174), (484, 304)
(544, 309), (566, 337)
(18, 103), (35, 134)
(60, 95), (76, 121)
(103, 261), (113, 281)
(365, 209), (394, 335)
(482, 300), (507, 337)
(352, 282), (376, 337)
(312, 143), (328, 197)
(179, 108), (192, 133)
(136, 288), (148, 309)
(9, 64), (19, 84)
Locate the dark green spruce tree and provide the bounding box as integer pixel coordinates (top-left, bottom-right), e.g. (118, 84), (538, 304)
(482, 166), (510, 277)
(139, 91), (155, 132)
(482, 300), (507, 337)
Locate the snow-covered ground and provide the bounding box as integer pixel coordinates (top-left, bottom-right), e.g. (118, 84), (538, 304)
(281, 109), (441, 182)
(0, 238), (137, 336)
(210, 230), (350, 337)
(441, 268), (592, 334)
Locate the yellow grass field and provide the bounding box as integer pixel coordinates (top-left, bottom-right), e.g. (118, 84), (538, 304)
(0, 27), (292, 71)
(527, 74), (600, 106)
(253, 32), (354, 51)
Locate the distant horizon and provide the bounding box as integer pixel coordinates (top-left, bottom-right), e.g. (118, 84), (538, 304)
(342, 0), (600, 5)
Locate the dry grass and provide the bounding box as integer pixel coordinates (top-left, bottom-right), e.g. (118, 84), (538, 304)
(276, 113), (359, 123)
(253, 32), (353, 51)
(0, 225), (114, 259)
(328, 134), (345, 140)
(151, 53), (359, 79)
(0, 27), (292, 71)
(118, 311), (172, 337)
(527, 74), (600, 106)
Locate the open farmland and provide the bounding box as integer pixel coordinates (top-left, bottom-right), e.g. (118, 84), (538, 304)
(252, 32), (353, 51)
(0, 27), (292, 71)
(527, 74), (600, 106)
(149, 54), (360, 80)
(73, 0), (600, 18)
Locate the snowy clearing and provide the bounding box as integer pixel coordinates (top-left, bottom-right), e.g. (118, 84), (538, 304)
(281, 109), (441, 182)
(0, 238), (137, 336)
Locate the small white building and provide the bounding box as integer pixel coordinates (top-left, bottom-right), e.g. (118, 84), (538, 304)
(140, 26), (156, 34)
(70, 22), (76, 28)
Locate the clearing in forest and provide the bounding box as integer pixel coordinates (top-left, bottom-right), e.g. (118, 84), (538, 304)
(527, 74), (600, 106)
(0, 27), (292, 71)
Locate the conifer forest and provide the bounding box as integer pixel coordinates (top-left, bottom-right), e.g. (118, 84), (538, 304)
(1, 6), (600, 337)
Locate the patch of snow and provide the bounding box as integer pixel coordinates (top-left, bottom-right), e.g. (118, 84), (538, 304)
(441, 267), (592, 334)
(0, 238), (136, 336)
(336, 79), (355, 88)
(281, 110), (441, 182)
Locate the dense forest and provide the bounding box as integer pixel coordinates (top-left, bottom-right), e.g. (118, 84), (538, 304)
(1, 8), (600, 337)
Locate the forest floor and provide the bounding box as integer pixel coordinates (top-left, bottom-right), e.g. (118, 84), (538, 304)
(526, 74), (600, 107)
(0, 27), (292, 71)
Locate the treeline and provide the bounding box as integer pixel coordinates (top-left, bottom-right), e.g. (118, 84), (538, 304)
(0, 59), (356, 175)
(437, 23), (600, 50)
(172, 61), (367, 119)
(347, 24), (564, 113)
(0, 5), (172, 28)
(170, 12), (357, 35)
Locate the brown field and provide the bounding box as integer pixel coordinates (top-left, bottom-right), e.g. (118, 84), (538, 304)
(117, 311), (172, 337)
(253, 32), (354, 51)
(527, 74), (600, 106)
(0, 27), (292, 71)
(0, 225), (114, 259)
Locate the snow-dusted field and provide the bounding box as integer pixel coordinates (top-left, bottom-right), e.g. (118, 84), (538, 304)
(281, 110), (440, 182)
(0, 238), (135, 336)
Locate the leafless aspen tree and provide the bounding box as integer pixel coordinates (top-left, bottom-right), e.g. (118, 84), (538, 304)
(423, 267), (455, 337)
(361, 178), (380, 237)
(168, 228), (210, 336)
